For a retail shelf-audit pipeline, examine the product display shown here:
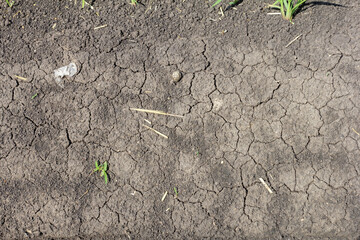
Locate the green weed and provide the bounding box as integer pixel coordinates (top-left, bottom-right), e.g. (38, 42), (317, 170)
(31, 93), (38, 99)
(92, 161), (109, 184)
(5, 0), (14, 7)
(131, 0), (137, 6)
(81, 0), (94, 10)
(268, 0), (306, 22)
(212, 0), (241, 7)
(174, 187), (178, 197)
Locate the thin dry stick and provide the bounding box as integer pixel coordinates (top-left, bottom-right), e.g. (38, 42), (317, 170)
(285, 34), (302, 48)
(161, 191), (168, 201)
(130, 108), (183, 118)
(142, 125), (168, 139)
(79, 190), (89, 200)
(94, 24), (107, 30)
(219, 7), (224, 17)
(352, 128), (360, 136)
(13, 75), (27, 81)
(259, 178), (273, 194)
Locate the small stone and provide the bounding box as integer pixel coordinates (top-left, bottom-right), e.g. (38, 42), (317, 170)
(172, 70), (182, 82)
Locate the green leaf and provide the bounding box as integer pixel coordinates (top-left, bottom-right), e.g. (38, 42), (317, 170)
(284, 0), (289, 10)
(212, 0), (222, 7)
(5, 0), (13, 7)
(104, 173), (108, 184)
(103, 161), (108, 171)
(292, 0), (306, 13)
(100, 171), (104, 177)
(229, 0), (236, 5)
(95, 161), (99, 169)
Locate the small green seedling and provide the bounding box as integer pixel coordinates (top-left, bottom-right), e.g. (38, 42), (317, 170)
(5, 0), (14, 7)
(31, 93), (38, 99)
(174, 187), (178, 197)
(212, 0), (241, 7)
(130, 0), (137, 6)
(81, 0), (94, 10)
(268, 0), (306, 22)
(92, 161), (109, 184)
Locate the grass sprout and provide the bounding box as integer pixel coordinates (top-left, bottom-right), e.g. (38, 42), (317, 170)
(5, 0), (14, 7)
(81, 0), (94, 9)
(131, 0), (137, 6)
(268, 0), (306, 22)
(212, 0), (241, 7)
(92, 161), (109, 184)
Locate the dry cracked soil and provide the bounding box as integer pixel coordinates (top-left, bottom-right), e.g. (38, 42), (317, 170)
(1, 0), (360, 239)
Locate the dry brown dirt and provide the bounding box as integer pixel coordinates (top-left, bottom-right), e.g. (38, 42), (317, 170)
(1, 0), (360, 239)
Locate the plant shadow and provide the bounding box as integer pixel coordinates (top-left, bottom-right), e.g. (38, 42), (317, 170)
(292, 1), (348, 20)
(225, 0), (244, 11)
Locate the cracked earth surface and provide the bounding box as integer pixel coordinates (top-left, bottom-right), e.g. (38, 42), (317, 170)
(1, 0), (360, 239)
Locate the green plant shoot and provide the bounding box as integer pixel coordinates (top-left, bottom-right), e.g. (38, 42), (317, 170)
(5, 0), (14, 7)
(31, 93), (38, 99)
(174, 187), (178, 197)
(212, 0), (241, 7)
(131, 0), (137, 6)
(268, 0), (306, 22)
(93, 161), (109, 184)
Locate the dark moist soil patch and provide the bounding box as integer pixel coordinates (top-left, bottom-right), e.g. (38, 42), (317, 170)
(1, 0), (360, 239)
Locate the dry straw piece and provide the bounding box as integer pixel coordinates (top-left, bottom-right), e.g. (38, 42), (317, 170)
(13, 75), (27, 81)
(259, 178), (273, 194)
(94, 24), (108, 30)
(285, 34), (302, 48)
(142, 125), (168, 139)
(130, 108), (184, 118)
(161, 191), (168, 201)
(352, 128), (360, 136)
(144, 119), (152, 125)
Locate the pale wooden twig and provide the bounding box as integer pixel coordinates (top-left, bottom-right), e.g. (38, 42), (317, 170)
(161, 191), (168, 201)
(352, 128), (360, 136)
(285, 34), (302, 48)
(142, 125), (168, 139)
(130, 108), (183, 118)
(219, 7), (224, 17)
(13, 75), (27, 81)
(94, 24), (107, 30)
(79, 189), (89, 200)
(259, 178), (273, 194)
(144, 119), (152, 125)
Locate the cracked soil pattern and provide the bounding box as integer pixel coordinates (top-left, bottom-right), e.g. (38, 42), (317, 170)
(1, 0), (360, 239)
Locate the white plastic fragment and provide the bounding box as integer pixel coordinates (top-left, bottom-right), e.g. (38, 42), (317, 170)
(54, 62), (77, 88)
